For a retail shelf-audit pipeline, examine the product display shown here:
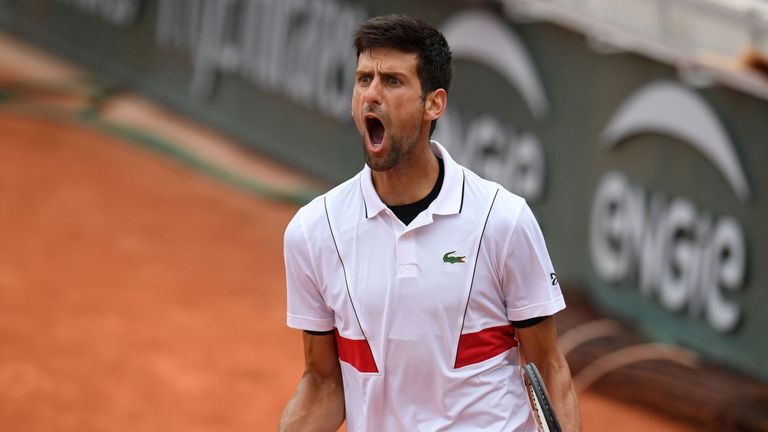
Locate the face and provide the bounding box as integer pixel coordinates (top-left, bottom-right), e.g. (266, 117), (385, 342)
(352, 48), (428, 172)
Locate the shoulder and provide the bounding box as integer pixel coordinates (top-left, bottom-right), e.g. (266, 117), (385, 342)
(322, 171), (366, 212)
(286, 171), (364, 240)
(493, 186), (529, 226)
(460, 167), (528, 226)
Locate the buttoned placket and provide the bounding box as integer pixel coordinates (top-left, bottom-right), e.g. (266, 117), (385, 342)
(384, 203), (441, 279)
(396, 228), (418, 278)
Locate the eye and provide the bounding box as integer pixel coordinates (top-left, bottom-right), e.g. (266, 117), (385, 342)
(387, 77), (401, 86)
(358, 75), (372, 86)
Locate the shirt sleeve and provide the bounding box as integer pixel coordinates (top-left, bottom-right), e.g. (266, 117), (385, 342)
(284, 213), (335, 332)
(501, 203), (565, 322)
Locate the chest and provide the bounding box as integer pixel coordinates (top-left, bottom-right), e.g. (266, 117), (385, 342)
(319, 213), (505, 338)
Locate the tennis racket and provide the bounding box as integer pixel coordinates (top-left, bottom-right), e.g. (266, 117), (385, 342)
(523, 362), (561, 432)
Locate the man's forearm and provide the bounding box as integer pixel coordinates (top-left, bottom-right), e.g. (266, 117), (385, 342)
(541, 361), (581, 432)
(279, 373), (345, 432)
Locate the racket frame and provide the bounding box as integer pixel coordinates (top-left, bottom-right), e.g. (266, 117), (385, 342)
(523, 362), (562, 432)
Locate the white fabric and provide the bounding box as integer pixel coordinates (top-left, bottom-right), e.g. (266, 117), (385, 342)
(285, 141), (565, 431)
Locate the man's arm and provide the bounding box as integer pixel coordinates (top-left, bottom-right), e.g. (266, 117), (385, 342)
(279, 331), (345, 432)
(516, 316), (581, 432)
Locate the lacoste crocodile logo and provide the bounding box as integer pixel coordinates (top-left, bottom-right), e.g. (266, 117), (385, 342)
(443, 251), (466, 264)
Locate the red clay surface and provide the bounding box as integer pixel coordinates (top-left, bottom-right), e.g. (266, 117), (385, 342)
(0, 113), (696, 431)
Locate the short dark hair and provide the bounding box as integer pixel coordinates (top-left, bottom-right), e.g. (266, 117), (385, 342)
(354, 15), (453, 136)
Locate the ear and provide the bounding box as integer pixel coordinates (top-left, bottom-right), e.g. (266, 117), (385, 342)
(423, 88), (447, 122)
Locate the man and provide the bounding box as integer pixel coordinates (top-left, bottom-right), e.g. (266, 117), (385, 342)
(279, 14), (581, 431)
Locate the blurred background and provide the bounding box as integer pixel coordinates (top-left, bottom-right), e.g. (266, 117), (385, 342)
(1, 0), (767, 430)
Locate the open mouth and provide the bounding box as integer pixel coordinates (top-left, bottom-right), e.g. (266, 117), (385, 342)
(365, 116), (385, 147)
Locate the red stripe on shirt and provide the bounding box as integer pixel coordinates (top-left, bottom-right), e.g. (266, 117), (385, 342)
(335, 329), (378, 373)
(455, 324), (518, 368)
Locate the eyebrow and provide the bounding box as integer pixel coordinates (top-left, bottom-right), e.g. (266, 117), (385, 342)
(355, 69), (408, 80)
(381, 71), (407, 80)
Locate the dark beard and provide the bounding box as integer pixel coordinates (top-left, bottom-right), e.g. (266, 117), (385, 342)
(363, 123), (423, 172)
(364, 140), (403, 171)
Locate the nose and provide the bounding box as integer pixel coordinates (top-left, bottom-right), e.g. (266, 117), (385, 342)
(363, 76), (382, 106)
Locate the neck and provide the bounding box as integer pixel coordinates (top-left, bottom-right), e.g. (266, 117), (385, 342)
(371, 140), (439, 206)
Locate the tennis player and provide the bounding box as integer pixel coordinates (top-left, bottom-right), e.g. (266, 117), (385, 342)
(280, 14), (581, 431)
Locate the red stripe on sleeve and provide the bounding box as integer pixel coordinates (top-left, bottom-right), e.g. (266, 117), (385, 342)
(455, 324), (518, 368)
(335, 329), (378, 373)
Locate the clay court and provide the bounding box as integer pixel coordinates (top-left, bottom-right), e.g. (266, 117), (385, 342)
(0, 35), (698, 431)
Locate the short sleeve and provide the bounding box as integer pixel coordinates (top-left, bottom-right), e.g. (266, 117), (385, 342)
(284, 213), (335, 331)
(501, 203), (565, 321)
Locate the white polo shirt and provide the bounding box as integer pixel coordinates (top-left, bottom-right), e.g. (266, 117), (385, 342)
(285, 141), (565, 431)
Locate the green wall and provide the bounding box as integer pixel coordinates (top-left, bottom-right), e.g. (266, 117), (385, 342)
(2, 0), (766, 380)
